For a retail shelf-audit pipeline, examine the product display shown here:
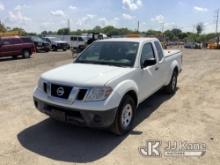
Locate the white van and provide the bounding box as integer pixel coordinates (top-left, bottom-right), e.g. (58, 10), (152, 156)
(70, 36), (87, 50)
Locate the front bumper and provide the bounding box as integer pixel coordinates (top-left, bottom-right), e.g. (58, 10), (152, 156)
(33, 97), (117, 128)
(36, 46), (50, 51)
(56, 44), (68, 49)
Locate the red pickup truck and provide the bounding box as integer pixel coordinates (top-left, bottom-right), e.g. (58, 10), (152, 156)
(0, 36), (36, 59)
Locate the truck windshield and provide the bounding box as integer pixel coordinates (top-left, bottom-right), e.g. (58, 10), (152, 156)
(75, 41), (139, 67)
(49, 37), (60, 42)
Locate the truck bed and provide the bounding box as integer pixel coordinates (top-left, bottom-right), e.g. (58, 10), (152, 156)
(164, 49), (181, 57)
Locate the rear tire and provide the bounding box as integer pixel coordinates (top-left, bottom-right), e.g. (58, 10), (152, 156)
(111, 95), (136, 135)
(164, 70), (178, 94)
(22, 50), (31, 58)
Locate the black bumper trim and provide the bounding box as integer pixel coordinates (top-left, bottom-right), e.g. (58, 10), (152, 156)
(33, 97), (117, 128)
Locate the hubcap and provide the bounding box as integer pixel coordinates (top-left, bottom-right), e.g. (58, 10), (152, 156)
(24, 51), (29, 57)
(121, 104), (133, 129)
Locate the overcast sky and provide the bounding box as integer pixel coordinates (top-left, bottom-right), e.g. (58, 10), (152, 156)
(0, 0), (219, 33)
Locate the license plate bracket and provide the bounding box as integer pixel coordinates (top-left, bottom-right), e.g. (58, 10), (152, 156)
(50, 109), (66, 121)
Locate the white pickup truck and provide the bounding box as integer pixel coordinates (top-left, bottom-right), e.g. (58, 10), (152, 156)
(33, 38), (182, 135)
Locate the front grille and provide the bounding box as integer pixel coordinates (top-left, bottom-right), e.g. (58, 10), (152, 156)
(43, 83), (47, 93)
(44, 43), (49, 46)
(77, 89), (88, 100)
(51, 84), (72, 99)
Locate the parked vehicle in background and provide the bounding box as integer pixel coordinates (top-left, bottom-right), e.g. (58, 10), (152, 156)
(0, 36), (35, 59)
(33, 38), (182, 135)
(207, 42), (220, 49)
(184, 42), (202, 49)
(87, 33), (107, 45)
(30, 36), (50, 52)
(70, 36), (87, 51)
(43, 37), (69, 51)
(71, 33), (108, 54)
(184, 42), (195, 48)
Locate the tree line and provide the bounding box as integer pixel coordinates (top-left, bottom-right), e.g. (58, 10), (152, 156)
(0, 22), (219, 43)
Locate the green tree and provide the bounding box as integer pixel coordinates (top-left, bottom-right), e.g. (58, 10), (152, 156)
(164, 30), (175, 40)
(171, 28), (182, 39)
(93, 26), (102, 33)
(9, 27), (26, 35)
(196, 23), (204, 35)
(57, 28), (70, 35)
(0, 22), (7, 32)
(145, 29), (161, 36)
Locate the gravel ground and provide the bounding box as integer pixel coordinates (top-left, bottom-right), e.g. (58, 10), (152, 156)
(0, 49), (219, 165)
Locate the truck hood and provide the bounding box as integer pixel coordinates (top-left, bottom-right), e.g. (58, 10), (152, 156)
(54, 41), (67, 44)
(41, 63), (134, 86)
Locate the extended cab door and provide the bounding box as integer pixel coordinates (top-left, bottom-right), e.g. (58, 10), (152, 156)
(153, 41), (168, 86)
(138, 42), (161, 101)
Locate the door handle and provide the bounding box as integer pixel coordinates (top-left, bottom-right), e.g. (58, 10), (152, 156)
(155, 67), (159, 71)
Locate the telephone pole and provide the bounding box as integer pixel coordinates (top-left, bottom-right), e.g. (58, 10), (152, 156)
(161, 23), (165, 33)
(67, 19), (70, 31)
(215, 9), (219, 48)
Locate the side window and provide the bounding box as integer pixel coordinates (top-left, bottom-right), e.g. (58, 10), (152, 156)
(10, 38), (21, 44)
(46, 38), (51, 43)
(2, 39), (11, 45)
(79, 37), (83, 41)
(140, 43), (155, 65)
(154, 41), (164, 61)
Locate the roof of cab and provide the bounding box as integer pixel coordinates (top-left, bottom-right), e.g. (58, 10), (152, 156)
(96, 37), (158, 43)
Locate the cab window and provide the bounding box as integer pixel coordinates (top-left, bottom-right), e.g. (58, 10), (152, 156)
(140, 43), (156, 66)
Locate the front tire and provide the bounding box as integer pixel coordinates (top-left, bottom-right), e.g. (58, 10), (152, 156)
(111, 95), (135, 135)
(164, 70), (178, 94)
(22, 50), (31, 58)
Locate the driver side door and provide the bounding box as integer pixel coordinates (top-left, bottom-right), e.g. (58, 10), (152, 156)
(0, 39), (16, 57)
(138, 42), (160, 101)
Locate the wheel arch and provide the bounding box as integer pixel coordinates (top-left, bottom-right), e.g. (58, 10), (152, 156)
(124, 90), (138, 108)
(165, 60), (180, 85)
(113, 80), (139, 108)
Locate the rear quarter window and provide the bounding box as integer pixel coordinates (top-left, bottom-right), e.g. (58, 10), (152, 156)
(154, 41), (164, 61)
(2, 38), (11, 45)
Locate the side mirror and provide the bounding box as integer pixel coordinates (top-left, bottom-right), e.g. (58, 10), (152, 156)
(141, 58), (157, 68)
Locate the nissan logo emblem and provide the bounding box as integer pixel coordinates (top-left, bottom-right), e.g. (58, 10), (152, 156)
(56, 87), (65, 96)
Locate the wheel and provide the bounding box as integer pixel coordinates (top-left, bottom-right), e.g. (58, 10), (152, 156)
(52, 46), (57, 51)
(22, 50), (31, 58)
(164, 70), (178, 94)
(12, 55), (18, 59)
(111, 95), (136, 135)
(63, 48), (67, 51)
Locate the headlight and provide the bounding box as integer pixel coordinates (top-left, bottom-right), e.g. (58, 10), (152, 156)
(85, 87), (112, 101)
(37, 78), (44, 90)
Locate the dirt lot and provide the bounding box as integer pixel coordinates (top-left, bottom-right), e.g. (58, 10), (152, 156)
(0, 49), (219, 165)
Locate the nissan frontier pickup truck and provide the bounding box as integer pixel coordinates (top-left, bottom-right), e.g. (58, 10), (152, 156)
(33, 38), (182, 135)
